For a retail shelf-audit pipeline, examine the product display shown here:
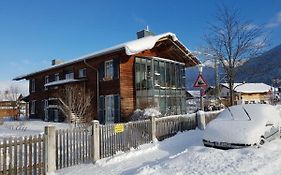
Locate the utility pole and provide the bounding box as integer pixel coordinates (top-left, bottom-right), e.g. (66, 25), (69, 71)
(214, 56), (219, 101)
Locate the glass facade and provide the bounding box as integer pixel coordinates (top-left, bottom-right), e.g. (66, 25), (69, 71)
(135, 57), (186, 115)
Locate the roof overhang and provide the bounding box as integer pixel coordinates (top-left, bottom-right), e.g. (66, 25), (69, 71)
(14, 32), (200, 80)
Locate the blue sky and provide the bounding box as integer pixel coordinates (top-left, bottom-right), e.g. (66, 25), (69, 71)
(0, 0), (281, 88)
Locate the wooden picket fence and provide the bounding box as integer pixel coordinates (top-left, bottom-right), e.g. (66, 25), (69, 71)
(0, 135), (45, 175)
(205, 110), (222, 124)
(156, 114), (197, 140)
(0, 111), (221, 174)
(55, 128), (91, 170)
(99, 120), (151, 158)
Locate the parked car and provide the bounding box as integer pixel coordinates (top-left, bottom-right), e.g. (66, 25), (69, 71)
(203, 104), (281, 149)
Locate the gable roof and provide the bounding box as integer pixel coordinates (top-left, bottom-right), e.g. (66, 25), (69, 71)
(220, 83), (272, 94)
(14, 32), (200, 81)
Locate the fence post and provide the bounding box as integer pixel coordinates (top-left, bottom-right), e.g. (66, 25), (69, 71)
(44, 125), (56, 174)
(91, 120), (100, 163)
(196, 110), (206, 130)
(150, 116), (156, 142)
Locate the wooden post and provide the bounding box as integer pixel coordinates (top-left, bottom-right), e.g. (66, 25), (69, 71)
(44, 125), (56, 174)
(150, 116), (156, 142)
(196, 111), (206, 130)
(91, 120), (100, 163)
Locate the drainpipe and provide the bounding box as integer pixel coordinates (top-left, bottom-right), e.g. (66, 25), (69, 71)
(83, 59), (99, 121)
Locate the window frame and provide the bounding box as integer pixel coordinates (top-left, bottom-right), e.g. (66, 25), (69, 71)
(44, 75), (49, 90)
(55, 73), (60, 81)
(104, 60), (113, 80)
(31, 100), (36, 114)
(65, 72), (74, 79)
(79, 68), (87, 78)
(31, 79), (36, 93)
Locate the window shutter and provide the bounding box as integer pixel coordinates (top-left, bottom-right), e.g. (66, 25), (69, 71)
(99, 96), (105, 124)
(98, 62), (105, 81)
(113, 59), (119, 79)
(114, 95), (120, 123)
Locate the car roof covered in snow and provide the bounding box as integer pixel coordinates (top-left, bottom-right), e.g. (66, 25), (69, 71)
(203, 104), (281, 144)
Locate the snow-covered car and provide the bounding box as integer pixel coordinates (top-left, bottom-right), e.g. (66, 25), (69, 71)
(203, 104), (281, 149)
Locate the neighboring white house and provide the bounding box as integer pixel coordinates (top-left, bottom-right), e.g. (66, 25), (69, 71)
(220, 83), (273, 105)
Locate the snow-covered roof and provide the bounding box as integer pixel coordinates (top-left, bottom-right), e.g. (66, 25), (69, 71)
(187, 90), (201, 98)
(14, 32), (199, 80)
(44, 79), (82, 87)
(220, 83), (272, 94)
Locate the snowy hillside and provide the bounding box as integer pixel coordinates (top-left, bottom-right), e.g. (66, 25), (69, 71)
(55, 129), (281, 175)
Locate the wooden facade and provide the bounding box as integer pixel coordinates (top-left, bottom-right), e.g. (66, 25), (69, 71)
(14, 32), (199, 123)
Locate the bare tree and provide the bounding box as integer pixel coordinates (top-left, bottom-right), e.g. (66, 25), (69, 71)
(4, 85), (21, 101)
(204, 5), (267, 106)
(58, 85), (93, 124)
(3, 85), (21, 119)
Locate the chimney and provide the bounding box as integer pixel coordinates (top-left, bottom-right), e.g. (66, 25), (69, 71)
(136, 26), (155, 39)
(52, 59), (64, 66)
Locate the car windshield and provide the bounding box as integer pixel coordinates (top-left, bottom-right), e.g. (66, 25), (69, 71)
(218, 105), (252, 121)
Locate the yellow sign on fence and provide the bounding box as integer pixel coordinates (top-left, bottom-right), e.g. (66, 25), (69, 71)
(114, 124), (124, 133)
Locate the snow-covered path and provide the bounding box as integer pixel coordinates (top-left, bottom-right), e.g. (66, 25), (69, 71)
(54, 129), (281, 175)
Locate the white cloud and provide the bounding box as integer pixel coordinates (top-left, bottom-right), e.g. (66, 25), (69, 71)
(266, 11), (281, 28)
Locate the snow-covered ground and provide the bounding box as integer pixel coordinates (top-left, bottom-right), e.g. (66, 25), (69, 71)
(0, 120), (72, 138)
(54, 129), (281, 175)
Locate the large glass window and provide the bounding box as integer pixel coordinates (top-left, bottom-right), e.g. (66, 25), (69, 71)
(135, 57), (186, 115)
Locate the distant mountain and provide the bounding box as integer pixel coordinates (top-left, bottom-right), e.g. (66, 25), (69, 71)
(186, 44), (281, 89)
(236, 44), (281, 85)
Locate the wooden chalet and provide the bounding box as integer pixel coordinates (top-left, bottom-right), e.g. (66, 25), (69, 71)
(14, 30), (200, 124)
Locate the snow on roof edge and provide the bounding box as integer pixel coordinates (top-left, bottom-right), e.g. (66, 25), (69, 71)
(13, 32), (193, 81)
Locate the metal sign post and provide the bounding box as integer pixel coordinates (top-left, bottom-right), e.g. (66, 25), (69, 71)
(193, 64), (208, 111)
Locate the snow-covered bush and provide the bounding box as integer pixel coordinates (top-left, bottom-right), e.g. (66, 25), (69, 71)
(131, 108), (161, 121)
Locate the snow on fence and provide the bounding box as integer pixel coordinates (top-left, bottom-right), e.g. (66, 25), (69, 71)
(204, 110), (222, 125)
(156, 114), (197, 140)
(0, 110), (221, 174)
(0, 134), (45, 175)
(99, 120), (151, 159)
(55, 128), (91, 170)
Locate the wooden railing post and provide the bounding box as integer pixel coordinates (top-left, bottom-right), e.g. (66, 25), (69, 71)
(91, 120), (100, 163)
(150, 116), (156, 142)
(44, 125), (56, 174)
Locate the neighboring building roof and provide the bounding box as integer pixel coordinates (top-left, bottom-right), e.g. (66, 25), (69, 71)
(220, 83), (272, 94)
(186, 90), (201, 98)
(14, 32), (200, 81)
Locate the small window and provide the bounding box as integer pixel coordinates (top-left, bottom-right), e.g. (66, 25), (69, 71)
(31, 79), (35, 92)
(31, 100), (36, 114)
(104, 60), (113, 80)
(79, 68), (86, 78)
(45, 76), (49, 90)
(65, 72), (74, 79)
(55, 73), (60, 81)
